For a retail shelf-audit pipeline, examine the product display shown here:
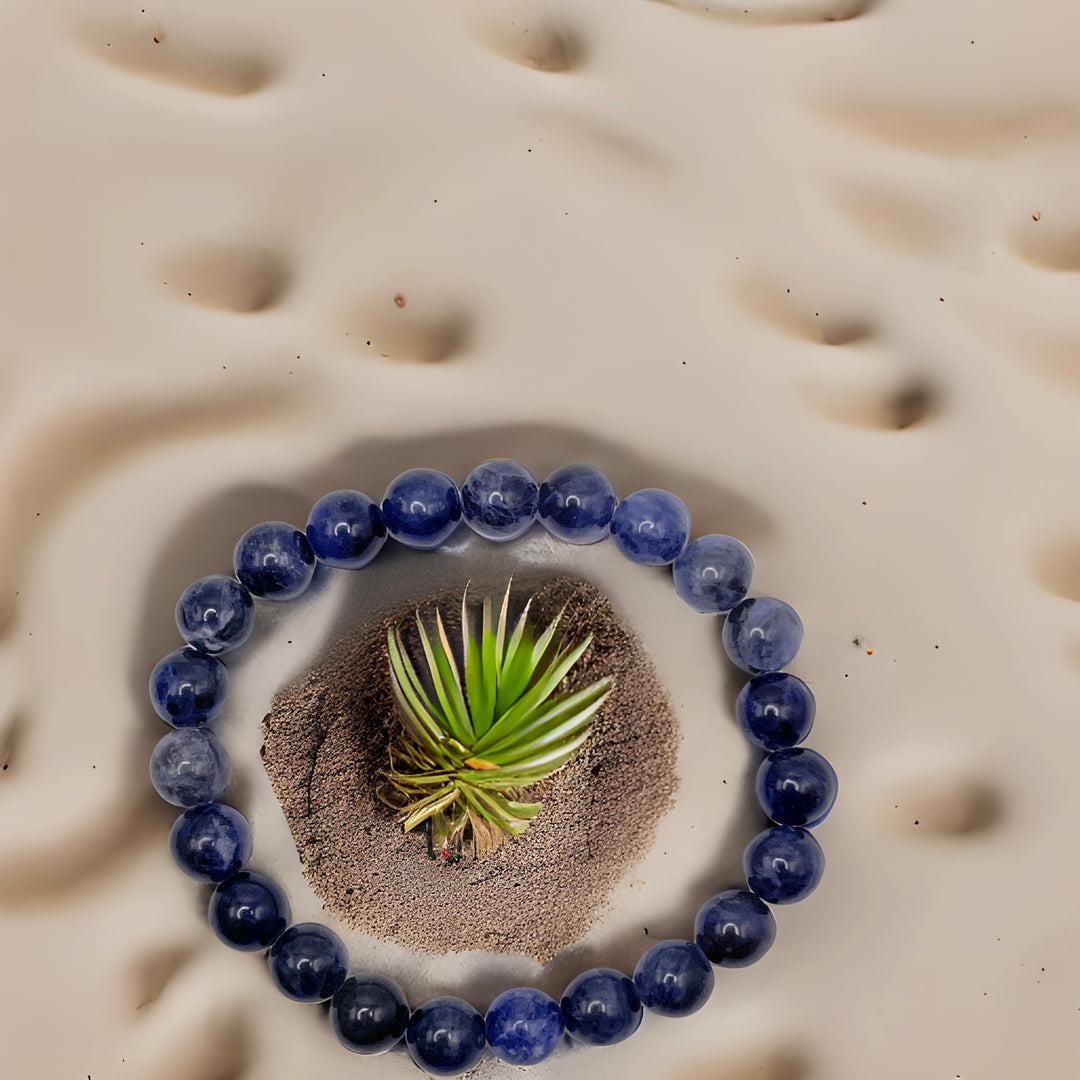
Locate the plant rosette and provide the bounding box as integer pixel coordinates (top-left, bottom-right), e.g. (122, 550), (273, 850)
(149, 459), (836, 1075)
(380, 582), (612, 859)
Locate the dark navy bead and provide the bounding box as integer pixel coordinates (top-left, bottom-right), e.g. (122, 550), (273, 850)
(233, 521), (316, 600)
(331, 974), (410, 1055)
(381, 469), (462, 550)
(169, 802), (252, 882)
(735, 672), (816, 751)
(537, 463), (618, 545)
(406, 996), (486, 1077)
(672, 534), (755, 613)
(150, 648), (228, 728)
(175, 575), (254, 655)
(610, 488), (690, 565)
(209, 870), (290, 951)
(633, 941), (714, 1017)
(694, 888), (777, 968)
(268, 922), (349, 1002)
(744, 825), (825, 904)
(756, 747), (838, 827)
(305, 489), (387, 569)
(485, 987), (564, 1066)
(560, 967), (642, 1046)
(722, 597), (804, 674)
(460, 459), (539, 542)
(150, 728), (231, 807)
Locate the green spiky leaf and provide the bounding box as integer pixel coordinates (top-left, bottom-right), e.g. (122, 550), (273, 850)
(379, 581), (612, 856)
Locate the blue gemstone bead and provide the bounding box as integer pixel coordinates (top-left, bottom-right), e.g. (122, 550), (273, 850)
(381, 469), (462, 550)
(406, 996), (486, 1078)
(150, 648), (228, 727)
(537, 463), (618, 545)
(560, 967), (642, 1046)
(209, 870), (290, 951)
(610, 488), (690, 565)
(633, 941), (714, 1017)
(756, 747), (838, 828)
(672, 534), (755, 613)
(694, 888), (777, 968)
(722, 597), (804, 674)
(744, 825), (825, 904)
(233, 521), (316, 600)
(485, 987), (564, 1066)
(169, 802), (252, 882)
(735, 672), (816, 751)
(331, 974), (410, 1055)
(305, 489), (387, 569)
(268, 922), (349, 1002)
(460, 459), (539, 541)
(175, 575), (254, 655)
(150, 728), (231, 807)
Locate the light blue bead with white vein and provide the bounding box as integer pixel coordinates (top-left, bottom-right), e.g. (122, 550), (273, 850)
(610, 488), (690, 565)
(672, 534), (754, 613)
(461, 459), (539, 541)
(150, 727), (231, 807)
(485, 987), (564, 1066)
(722, 596), (803, 673)
(176, 574), (255, 654)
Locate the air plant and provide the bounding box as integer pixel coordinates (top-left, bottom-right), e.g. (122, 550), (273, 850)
(379, 582), (612, 858)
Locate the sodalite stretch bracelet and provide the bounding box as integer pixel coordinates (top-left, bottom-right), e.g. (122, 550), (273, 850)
(149, 460), (837, 1076)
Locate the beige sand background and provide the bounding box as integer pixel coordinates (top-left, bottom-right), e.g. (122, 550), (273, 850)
(2, 0), (1079, 1077)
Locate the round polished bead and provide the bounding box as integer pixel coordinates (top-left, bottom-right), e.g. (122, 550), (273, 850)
(381, 469), (462, 550)
(175, 575), (254, 655)
(150, 648), (228, 728)
(722, 597), (804, 674)
(694, 889), (777, 968)
(744, 825), (825, 904)
(672, 534), (755, 613)
(633, 940), (714, 1017)
(268, 922), (349, 1002)
(209, 870), (290, 951)
(610, 488), (690, 565)
(235, 520), (315, 604)
(406, 996), (486, 1078)
(537, 463), (618, 545)
(233, 521), (316, 600)
(150, 728), (231, 807)
(735, 672), (816, 751)
(757, 747), (838, 828)
(305, 489), (387, 569)
(460, 459), (539, 541)
(169, 802), (252, 882)
(485, 987), (564, 1066)
(331, 974), (410, 1055)
(560, 967), (642, 1046)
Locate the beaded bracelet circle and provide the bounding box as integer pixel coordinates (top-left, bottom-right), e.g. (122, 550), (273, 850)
(149, 459), (837, 1077)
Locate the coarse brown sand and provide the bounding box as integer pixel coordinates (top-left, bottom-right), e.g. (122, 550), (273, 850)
(262, 575), (679, 962)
